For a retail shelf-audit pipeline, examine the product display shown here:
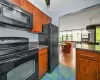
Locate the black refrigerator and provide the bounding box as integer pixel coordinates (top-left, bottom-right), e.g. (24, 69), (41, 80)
(39, 23), (59, 73)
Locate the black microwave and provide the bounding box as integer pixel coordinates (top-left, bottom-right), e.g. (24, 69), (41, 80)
(0, 0), (33, 30)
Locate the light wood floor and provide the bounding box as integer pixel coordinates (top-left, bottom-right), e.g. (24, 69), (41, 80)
(59, 47), (76, 70)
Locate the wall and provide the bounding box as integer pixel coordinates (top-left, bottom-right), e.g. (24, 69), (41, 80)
(52, 15), (60, 27)
(0, 27), (38, 42)
(55, 0), (100, 16)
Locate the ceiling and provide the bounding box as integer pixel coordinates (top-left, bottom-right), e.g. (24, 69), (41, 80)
(60, 4), (100, 31)
(29, 0), (100, 17)
(49, 0), (100, 16)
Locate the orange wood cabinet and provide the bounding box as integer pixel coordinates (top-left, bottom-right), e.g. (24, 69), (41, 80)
(43, 14), (51, 24)
(21, 0), (33, 14)
(31, 7), (43, 33)
(47, 17), (52, 24)
(9, 0), (21, 6)
(43, 13), (48, 24)
(38, 48), (48, 79)
(76, 50), (99, 80)
(99, 63), (100, 80)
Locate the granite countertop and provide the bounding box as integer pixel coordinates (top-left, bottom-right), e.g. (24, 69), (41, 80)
(76, 43), (100, 53)
(29, 42), (48, 50)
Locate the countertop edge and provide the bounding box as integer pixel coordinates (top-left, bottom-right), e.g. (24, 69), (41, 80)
(76, 48), (100, 53)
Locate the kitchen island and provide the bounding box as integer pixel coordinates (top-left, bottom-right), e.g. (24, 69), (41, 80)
(76, 43), (100, 80)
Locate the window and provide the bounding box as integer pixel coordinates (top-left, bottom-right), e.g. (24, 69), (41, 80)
(59, 29), (89, 42)
(96, 27), (100, 42)
(72, 30), (81, 41)
(62, 32), (67, 41)
(81, 29), (89, 41)
(59, 32), (63, 42)
(66, 31), (72, 41)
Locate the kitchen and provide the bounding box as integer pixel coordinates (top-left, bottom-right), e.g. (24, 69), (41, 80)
(0, 0), (100, 80)
(0, 0), (59, 80)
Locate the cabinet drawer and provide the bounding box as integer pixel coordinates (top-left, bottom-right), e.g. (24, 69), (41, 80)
(39, 48), (48, 56)
(76, 50), (99, 61)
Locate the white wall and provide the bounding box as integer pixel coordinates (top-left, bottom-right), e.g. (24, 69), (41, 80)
(54, 0), (100, 16)
(52, 15), (60, 27)
(0, 27), (38, 42)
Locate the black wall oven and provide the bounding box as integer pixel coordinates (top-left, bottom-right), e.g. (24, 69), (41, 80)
(0, 0), (33, 30)
(0, 50), (38, 80)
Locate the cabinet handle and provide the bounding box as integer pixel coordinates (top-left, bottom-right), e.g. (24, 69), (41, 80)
(79, 54), (94, 59)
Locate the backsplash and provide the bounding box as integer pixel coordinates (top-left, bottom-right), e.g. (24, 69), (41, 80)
(0, 27), (38, 42)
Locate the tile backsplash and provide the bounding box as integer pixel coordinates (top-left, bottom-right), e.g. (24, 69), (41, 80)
(0, 27), (38, 42)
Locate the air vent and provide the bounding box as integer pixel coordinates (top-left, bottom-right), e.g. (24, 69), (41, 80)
(45, 0), (50, 6)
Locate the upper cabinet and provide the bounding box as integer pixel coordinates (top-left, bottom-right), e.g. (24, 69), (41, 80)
(48, 17), (52, 24)
(21, 0), (33, 14)
(43, 14), (48, 24)
(9, 0), (21, 6)
(31, 7), (43, 33)
(43, 14), (51, 24)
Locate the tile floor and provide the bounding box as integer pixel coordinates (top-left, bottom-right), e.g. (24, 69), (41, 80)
(41, 64), (75, 80)
(41, 47), (76, 80)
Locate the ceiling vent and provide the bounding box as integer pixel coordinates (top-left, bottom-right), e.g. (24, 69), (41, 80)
(45, 0), (50, 7)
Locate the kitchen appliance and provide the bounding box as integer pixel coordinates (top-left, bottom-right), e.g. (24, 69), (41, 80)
(0, 0), (33, 30)
(39, 23), (59, 73)
(0, 37), (38, 80)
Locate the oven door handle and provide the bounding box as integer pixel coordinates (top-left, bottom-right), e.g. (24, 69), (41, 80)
(0, 58), (17, 64)
(0, 54), (34, 64)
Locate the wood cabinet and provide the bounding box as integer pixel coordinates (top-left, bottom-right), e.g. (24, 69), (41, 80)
(21, 0), (33, 14)
(43, 13), (48, 24)
(47, 17), (52, 24)
(43, 14), (51, 24)
(99, 63), (100, 80)
(38, 48), (48, 79)
(76, 50), (99, 80)
(9, 0), (21, 6)
(31, 7), (43, 33)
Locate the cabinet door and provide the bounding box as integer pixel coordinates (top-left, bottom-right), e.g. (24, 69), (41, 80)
(48, 17), (52, 23)
(47, 17), (52, 24)
(77, 58), (98, 80)
(43, 13), (48, 24)
(21, 0), (33, 14)
(9, 0), (21, 6)
(99, 63), (100, 80)
(32, 8), (43, 33)
(39, 50), (48, 79)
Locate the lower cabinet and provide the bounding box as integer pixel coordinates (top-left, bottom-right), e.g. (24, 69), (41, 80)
(99, 62), (100, 80)
(38, 48), (48, 79)
(76, 50), (99, 80)
(76, 58), (98, 80)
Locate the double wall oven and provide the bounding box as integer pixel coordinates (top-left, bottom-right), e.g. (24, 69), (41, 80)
(0, 0), (33, 30)
(0, 37), (38, 80)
